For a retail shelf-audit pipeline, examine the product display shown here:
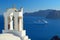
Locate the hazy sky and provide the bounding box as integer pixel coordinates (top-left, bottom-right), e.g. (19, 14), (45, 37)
(0, 0), (60, 14)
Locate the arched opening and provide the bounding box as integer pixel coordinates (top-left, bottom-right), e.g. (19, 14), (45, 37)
(12, 16), (14, 29)
(8, 16), (10, 30)
(7, 13), (14, 30)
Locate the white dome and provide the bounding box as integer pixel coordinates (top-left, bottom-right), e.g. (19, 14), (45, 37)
(0, 33), (21, 40)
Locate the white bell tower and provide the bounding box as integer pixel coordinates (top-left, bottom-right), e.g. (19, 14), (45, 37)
(3, 7), (31, 40)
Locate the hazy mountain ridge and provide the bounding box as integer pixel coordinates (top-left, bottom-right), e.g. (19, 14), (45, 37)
(46, 10), (60, 19)
(24, 9), (60, 19)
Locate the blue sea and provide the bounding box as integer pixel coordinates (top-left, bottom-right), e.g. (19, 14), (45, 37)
(0, 16), (60, 40)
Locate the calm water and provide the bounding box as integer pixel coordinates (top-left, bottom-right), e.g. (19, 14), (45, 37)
(24, 16), (60, 40)
(0, 16), (60, 40)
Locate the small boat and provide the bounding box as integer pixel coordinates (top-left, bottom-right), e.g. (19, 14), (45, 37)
(42, 19), (48, 24)
(34, 19), (48, 24)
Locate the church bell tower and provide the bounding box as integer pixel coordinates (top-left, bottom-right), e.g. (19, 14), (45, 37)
(3, 7), (31, 40)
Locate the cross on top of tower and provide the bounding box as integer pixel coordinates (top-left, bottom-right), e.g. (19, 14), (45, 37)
(12, 4), (16, 10)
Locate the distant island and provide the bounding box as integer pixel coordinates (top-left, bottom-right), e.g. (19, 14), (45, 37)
(24, 9), (60, 19)
(0, 9), (60, 19)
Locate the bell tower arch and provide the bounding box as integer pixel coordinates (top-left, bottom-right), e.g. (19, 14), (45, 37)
(3, 8), (15, 31)
(3, 8), (31, 40)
